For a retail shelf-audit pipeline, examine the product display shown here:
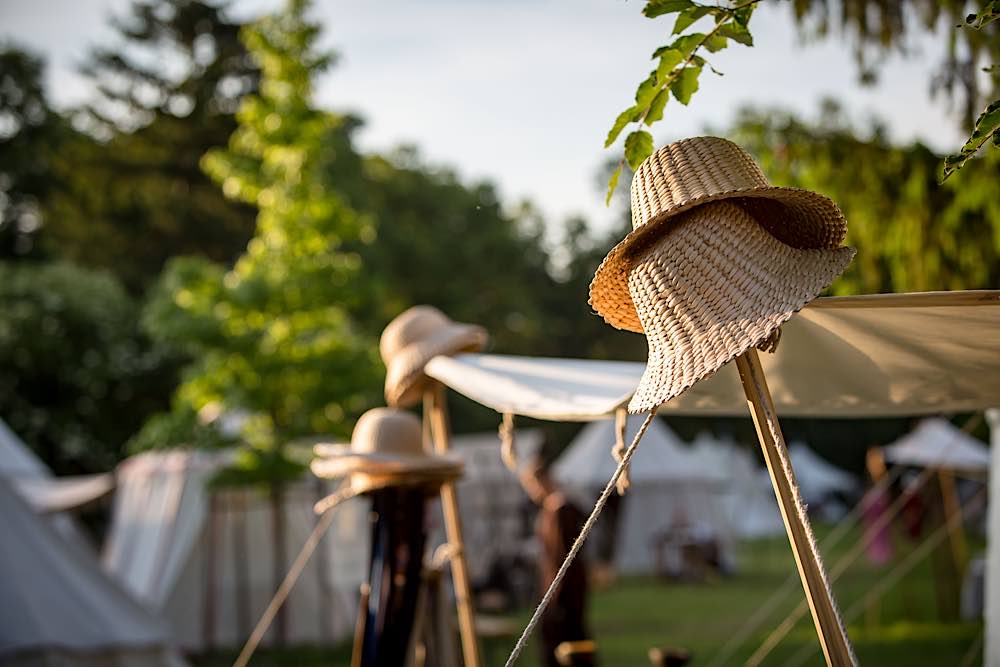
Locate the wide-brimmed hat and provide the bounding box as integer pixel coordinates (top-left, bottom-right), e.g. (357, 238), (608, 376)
(381, 306), (488, 408)
(622, 199), (854, 413)
(311, 408), (462, 491)
(590, 136), (848, 333)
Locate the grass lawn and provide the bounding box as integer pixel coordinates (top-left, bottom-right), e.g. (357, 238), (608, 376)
(190, 525), (984, 666)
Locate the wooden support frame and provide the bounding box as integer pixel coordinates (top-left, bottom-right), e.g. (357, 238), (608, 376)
(426, 381), (483, 667)
(735, 349), (856, 667)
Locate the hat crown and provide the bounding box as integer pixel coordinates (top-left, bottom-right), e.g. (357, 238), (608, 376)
(380, 306), (453, 363)
(350, 407), (424, 458)
(630, 136), (769, 233)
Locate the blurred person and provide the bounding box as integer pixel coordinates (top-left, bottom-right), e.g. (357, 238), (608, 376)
(519, 456), (596, 667)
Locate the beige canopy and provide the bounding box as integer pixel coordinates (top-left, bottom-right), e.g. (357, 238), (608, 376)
(425, 290), (1000, 419)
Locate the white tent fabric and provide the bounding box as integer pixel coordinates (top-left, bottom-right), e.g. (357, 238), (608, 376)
(787, 442), (860, 504)
(0, 478), (186, 667)
(426, 291), (1000, 420)
(0, 417), (49, 477)
(882, 418), (992, 473)
(103, 450), (367, 652)
(448, 430), (543, 581)
(689, 433), (783, 538)
(553, 417), (736, 574)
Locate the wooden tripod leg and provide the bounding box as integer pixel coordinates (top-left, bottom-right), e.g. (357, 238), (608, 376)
(735, 349), (856, 667)
(426, 382), (483, 667)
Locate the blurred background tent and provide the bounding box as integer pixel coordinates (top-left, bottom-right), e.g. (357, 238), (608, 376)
(0, 478), (187, 667)
(102, 449), (368, 652)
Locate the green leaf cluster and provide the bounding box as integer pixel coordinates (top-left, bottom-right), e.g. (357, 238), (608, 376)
(604, 0), (758, 203)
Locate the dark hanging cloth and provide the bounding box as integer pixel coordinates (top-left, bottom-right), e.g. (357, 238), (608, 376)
(537, 493), (595, 667)
(359, 486), (428, 667)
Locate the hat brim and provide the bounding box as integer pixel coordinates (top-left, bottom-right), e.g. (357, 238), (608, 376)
(385, 323), (488, 408)
(590, 187), (847, 333)
(311, 447), (463, 480)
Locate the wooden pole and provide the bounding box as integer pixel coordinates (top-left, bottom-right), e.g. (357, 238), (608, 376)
(735, 348), (856, 667)
(937, 469), (968, 577)
(426, 382), (483, 667)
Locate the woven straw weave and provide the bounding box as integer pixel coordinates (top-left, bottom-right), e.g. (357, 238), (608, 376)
(591, 136), (847, 333)
(626, 201), (854, 413)
(381, 306), (488, 408)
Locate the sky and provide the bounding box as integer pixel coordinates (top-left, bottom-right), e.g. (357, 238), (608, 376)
(0, 0), (964, 233)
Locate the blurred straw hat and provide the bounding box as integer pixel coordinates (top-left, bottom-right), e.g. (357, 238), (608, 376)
(311, 408), (462, 492)
(588, 137), (855, 414)
(381, 306), (488, 408)
(590, 136), (848, 333)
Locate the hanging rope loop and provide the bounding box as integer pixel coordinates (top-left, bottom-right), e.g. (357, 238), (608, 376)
(611, 407), (630, 495)
(499, 412), (518, 472)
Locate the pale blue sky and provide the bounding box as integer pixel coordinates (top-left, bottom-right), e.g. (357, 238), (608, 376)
(1, 0), (962, 231)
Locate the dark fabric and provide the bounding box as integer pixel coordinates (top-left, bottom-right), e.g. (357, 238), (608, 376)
(537, 494), (595, 667)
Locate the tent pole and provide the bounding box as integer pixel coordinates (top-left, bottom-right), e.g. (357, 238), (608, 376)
(426, 382), (483, 667)
(735, 349), (855, 667)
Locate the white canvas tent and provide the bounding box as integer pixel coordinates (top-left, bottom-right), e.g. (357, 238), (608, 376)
(103, 449), (368, 652)
(449, 430), (543, 582)
(0, 478), (186, 667)
(788, 442), (860, 511)
(883, 418), (991, 473)
(553, 416), (736, 574)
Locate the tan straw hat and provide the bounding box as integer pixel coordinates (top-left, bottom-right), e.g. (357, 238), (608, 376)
(311, 408), (462, 490)
(381, 306), (488, 408)
(589, 136), (855, 414)
(590, 136), (848, 332)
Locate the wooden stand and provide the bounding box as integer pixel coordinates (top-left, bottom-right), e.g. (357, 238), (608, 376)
(735, 349), (856, 667)
(426, 382), (483, 667)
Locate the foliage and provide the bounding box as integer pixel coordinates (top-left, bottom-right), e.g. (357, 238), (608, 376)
(143, 0), (379, 477)
(0, 261), (178, 474)
(127, 401), (234, 453)
(942, 1), (1000, 178)
(727, 102), (1000, 294)
(0, 46), (63, 258)
(40, 0), (259, 291)
(608, 0), (1000, 195)
(604, 0), (758, 202)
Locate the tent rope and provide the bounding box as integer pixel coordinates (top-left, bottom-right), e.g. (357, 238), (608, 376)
(755, 403), (857, 667)
(707, 464), (903, 667)
(504, 409), (658, 667)
(784, 487), (987, 667)
(611, 407), (630, 495)
(232, 483), (363, 667)
(499, 412), (518, 472)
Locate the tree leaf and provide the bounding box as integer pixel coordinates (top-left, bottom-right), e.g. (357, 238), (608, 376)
(643, 0), (695, 19)
(941, 100), (1000, 180)
(670, 33), (707, 58)
(673, 6), (711, 34)
(656, 49), (684, 78)
(965, 0), (1000, 28)
(606, 162), (624, 205)
(703, 34), (729, 53)
(718, 22), (754, 46)
(634, 71), (660, 109)
(605, 106), (638, 148)
(645, 88), (671, 125)
(624, 130), (654, 170)
(670, 66), (702, 105)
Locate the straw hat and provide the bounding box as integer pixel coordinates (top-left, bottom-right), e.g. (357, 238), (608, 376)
(381, 306), (488, 408)
(311, 408), (462, 493)
(590, 136), (848, 333)
(589, 137), (855, 414)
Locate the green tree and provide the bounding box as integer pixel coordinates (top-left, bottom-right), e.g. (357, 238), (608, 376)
(0, 261), (178, 474)
(0, 46), (64, 259)
(143, 0), (379, 464)
(42, 0), (259, 291)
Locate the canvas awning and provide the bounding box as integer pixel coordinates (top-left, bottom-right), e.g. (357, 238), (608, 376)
(425, 290), (1000, 420)
(13, 473), (115, 514)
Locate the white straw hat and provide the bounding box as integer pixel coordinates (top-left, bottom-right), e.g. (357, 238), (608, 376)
(311, 408), (462, 489)
(590, 136), (848, 333)
(381, 306), (488, 408)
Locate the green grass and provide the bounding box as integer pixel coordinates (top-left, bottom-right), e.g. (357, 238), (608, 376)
(190, 525), (984, 667)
